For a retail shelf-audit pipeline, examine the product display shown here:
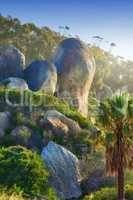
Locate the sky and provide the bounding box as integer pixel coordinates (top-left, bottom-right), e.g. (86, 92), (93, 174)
(1, 0), (133, 60)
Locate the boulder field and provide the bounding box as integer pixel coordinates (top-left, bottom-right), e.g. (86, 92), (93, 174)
(0, 38), (96, 116)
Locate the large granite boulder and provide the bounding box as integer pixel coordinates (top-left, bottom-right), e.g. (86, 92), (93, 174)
(53, 38), (96, 117)
(0, 46), (25, 81)
(10, 126), (43, 151)
(1, 77), (28, 90)
(24, 60), (57, 93)
(41, 141), (82, 199)
(41, 110), (81, 137)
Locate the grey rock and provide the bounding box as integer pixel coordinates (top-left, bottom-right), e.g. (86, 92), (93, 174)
(0, 111), (11, 131)
(1, 77), (28, 90)
(41, 141), (82, 199)
(24, 60), (57, 93)
(0, 45), (25, 81)
(81, 169), (116, 194)
(41, 110), (81, 137)
(53, 38), (96, 117)
(10, 126), (43, 151)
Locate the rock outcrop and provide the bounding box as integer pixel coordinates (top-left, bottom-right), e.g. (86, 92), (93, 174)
(53, 38), (96, 117)
(24, 60), (57, 93)
(41, 110), (81, 137)
(0, 46), (25, 81)
(41, 141), (82, 199)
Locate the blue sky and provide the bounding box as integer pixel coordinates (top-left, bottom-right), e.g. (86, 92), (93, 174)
(1, 0), (133, 60)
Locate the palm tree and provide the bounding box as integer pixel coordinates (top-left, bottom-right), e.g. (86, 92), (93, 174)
(97, 93), (133, 200)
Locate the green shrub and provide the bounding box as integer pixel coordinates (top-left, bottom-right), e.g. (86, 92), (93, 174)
(0, 146), (58, 199)
(49, 129), (92, 158)
(83, 185), (133, 200)
(0, 135), (16, 147)
(83, 187), (116, 200)
(125, 184), (133, 200)
(0, 89), (91, 129)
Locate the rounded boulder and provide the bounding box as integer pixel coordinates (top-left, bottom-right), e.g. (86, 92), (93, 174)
(53, 38), (96, 117)
(24, 60), (57, 93)
(0, 45), (25, 81)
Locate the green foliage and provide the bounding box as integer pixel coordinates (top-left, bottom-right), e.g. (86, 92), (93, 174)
(98, 93), (133, 134)
(96, 93), (133, 176)
(1, 14), (133, 96)
(0, 15), (63, 64)
(90, 46), (133, 96)
(0, 146), (58, 199)
(83, 184), (133, 200)
(83, 187), (116, 200)
(45, 129), (92, 158)
(0, 186), (26, 199)
(0, 89), (91, 129)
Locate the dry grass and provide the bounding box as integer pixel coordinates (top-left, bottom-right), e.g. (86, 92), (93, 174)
(0, 193), (25, 200)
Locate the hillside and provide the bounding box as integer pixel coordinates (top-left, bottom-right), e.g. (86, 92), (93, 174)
(1, 15), (133, 97)
(1, 15), (133, 200)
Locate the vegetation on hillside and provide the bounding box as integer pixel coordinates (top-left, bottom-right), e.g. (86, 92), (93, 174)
(96, 93), (133, 199)
(0, 146), (58, 199)
(83, 184), (133, 200)
(1, 14), (133, 98)
(0, 14), (63, 64)
(1, 14), (133, 200)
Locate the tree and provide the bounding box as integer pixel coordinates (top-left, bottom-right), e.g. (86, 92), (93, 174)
(97, 93), (133, 200)
(109, 42), (116, 52)
(0, 15), (63, 65)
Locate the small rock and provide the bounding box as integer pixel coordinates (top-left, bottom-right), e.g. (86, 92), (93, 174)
(41, 110), (81, 137)
(2, 77), (28, 90)
(81, 169), (116, 194)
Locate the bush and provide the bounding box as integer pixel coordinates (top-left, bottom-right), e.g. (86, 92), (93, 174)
(0, 89), (91, 129)
(48, 129), (92, 158)
(83, 185), (133, 200)
(0, 146), (58, 199)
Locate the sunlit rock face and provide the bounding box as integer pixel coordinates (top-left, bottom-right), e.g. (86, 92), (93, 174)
(24, 60), (57, 93)
(53, 38), (96, 117)
(41, 141), (82, 199)
(41, 110), (81, 137)
(0, 46), (25, 81)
